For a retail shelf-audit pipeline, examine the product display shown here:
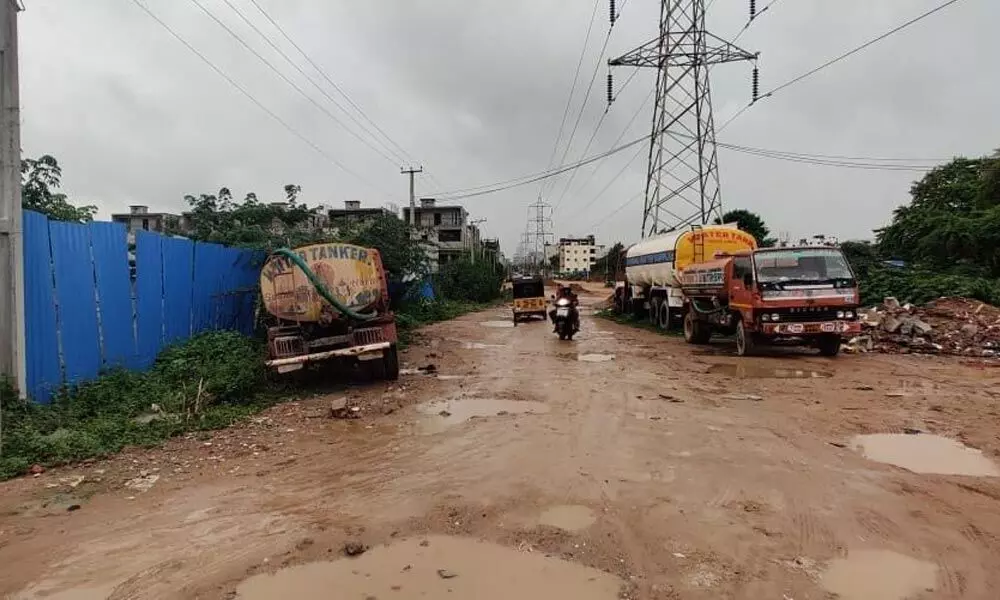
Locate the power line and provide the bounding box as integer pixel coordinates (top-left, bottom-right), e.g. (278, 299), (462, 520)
(127, 0), (390, 197)
(540, 0), (602, 200)
(217, 0), (409, 165)
(554, 86), (654, 220)
(186, 0), (402, 167)
(244, 0), (416, 166)
(546, 25), (615, 199)
(765, 0), (965, 99)
(732, 0), (784, 44)
(564, 143), (646, 228)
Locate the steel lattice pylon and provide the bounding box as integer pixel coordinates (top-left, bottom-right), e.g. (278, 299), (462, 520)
(610, 0), (757, 237)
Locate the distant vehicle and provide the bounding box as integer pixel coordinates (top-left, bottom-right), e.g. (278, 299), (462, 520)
(511, 276), (547, 324)
(677, 246), (861, 356)
(258, 243), (399, 379)
(616, 224), (757, 329)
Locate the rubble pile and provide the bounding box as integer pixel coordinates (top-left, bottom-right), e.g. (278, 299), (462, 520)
(847, 297), (1000, 356)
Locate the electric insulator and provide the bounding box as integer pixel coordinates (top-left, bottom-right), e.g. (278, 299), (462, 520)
(610, 0), (616, 24)
(750, 0), (757, 20)
(752, 66), (760, 102)
(607, 71), (615, 106)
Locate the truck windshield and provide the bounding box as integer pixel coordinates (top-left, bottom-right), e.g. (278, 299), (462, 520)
(754, 248), (854, 283)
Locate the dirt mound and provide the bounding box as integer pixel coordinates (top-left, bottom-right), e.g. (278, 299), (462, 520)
(848, 296), (1000, 356)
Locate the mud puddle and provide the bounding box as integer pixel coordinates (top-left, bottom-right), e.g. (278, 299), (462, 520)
(578, 354), (615, 363)
(417, 398), (549, 433)
(481, 321), (515, 329)
(821, 549), (937, 600)
(462, 342), (508, 349)
(538, 505), (596, 532)
(707, 364), (831, 378)
(236, 536), (621, 599)
(852, 433), (1000, 476)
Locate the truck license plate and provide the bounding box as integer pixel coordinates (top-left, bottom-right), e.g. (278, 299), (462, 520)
(787, 324), (804, 334)
(556, 308), (569, 317)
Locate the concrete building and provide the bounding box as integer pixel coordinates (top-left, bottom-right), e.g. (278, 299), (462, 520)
(402, 198), (482, 268)
(555, 235), (605, 275)
(111, 205), (180, 243)
(329, 200), (395, 226)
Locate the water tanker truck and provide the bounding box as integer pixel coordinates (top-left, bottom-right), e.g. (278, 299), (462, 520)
(617, 225), (758, 328)
(677, 246), (861, 356)
(258, 243), (399, 379)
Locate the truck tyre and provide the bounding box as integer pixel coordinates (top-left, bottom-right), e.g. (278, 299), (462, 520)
(817, 335), (841, 357)
(657, 301), (671, 330)
(648, 297), (660, 326)
(684, 309), (712, 345)
(735, 320), (756, 357)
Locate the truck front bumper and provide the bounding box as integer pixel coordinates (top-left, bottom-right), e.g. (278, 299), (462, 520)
(761, 321), (861, 336)
(266, 341), (391, 373)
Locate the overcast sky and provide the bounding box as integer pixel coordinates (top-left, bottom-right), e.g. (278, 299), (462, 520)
(19, 0), (999, 255)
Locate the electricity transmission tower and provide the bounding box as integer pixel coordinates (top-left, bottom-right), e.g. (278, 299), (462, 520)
(528, 198), (554, 272)
(610, 0), (758, 237)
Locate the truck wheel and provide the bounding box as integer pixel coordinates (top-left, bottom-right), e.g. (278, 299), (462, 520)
(648, 298), (660, 326)
(657, 301), (671, 330)
(817, 335), (841, 357)
(735, 320), (756, 356)
(684, 309), (712, 344)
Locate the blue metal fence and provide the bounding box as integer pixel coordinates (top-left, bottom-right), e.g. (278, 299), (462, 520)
(22, 210), (264, 403)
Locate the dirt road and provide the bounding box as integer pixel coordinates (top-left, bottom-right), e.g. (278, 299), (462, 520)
(4, 287), (1000, 599)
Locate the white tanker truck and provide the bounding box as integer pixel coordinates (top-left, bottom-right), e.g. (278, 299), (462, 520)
(615, 225), (758, 329)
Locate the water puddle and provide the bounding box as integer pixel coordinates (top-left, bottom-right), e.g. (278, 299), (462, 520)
(538, 505), (596, 532)
(462, 342), (507, 349)
(821, 549), (937, 600)
(481, 321), (515, 329)
(578, 354), (615, 363)
(707, 364), (832, 379)
(852, 433), (1000, 476)
(417, 398), (549, 433)
(236, 536), (621, 600)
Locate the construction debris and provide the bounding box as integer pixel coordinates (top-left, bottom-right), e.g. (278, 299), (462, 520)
(846, 297), (1000, 356)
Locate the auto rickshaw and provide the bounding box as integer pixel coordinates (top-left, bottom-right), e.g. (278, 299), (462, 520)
(511, 276), (547, 324)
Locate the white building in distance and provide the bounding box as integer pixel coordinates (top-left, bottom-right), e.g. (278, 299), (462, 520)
(554, 235), (605, 275)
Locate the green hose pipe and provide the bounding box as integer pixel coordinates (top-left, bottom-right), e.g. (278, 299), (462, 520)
(272, 248), (376, 321)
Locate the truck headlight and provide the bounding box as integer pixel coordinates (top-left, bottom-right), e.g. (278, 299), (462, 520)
(837, 311), (845, 319)
(845, 311), (855, 319)
(771, 314), (780, 321)
(761, 314), (770, 322)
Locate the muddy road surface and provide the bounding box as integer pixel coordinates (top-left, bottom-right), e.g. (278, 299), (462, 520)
(4, 288), (1000, 599)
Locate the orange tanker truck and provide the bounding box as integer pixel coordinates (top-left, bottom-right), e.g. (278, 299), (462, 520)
(258, 243), (399, 379)
(677, 246), (862, 356)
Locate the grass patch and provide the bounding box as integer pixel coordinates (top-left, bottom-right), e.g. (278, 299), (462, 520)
(0, 331), (274, 480)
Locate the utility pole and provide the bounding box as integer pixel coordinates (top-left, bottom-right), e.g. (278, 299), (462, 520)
(609, 0), (757, 238)
(469, 218), (487, 265)
(0, 0), (24, 401)
(400, 166), (423, 226)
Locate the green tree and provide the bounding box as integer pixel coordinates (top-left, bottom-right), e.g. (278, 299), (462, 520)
(20, 155), (96, 222)
(716, 209), (775, 247)
(593, 242), (625, 279)
(338, 215), (430, 283)
(435, 257), (502, 303)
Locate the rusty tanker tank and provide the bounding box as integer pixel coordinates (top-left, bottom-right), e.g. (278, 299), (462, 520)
(259, 243), (399, 379)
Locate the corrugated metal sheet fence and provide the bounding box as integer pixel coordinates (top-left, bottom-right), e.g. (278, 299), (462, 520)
(22, 210), (264, 403)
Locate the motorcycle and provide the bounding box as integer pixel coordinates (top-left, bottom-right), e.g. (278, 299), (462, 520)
(551, 297), (579, 341)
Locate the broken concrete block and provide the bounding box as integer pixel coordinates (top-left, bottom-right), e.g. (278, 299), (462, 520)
(884, 297), (902, 311)
(911, 320), (933, 336)
(882, 316), (903, 333)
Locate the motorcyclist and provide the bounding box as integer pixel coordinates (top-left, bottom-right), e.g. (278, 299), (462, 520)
(550, 286), (580, 332)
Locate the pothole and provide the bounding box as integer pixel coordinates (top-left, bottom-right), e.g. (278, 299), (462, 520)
(235, 536), (622, 599)
(821, 549), (937, 600)
(707, 364), (831, 378)
(538, 505), (596, 532)
(851, 433), (1000, 476)
(480, 321), (515, 329)
(416, 398), (549, 433)
(578, 354), (615, 363)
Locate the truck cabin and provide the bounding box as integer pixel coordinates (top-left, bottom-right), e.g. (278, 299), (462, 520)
(746, 247), (856, 292)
